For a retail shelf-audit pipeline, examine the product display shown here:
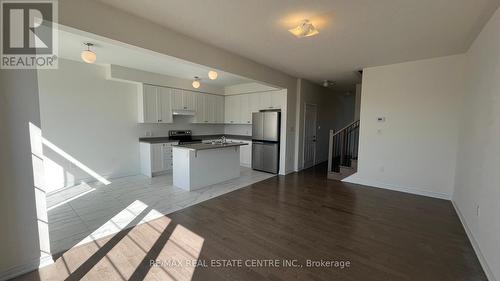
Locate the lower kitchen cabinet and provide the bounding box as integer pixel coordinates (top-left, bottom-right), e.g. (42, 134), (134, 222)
(140, 141), (177, 177)
(227, 139), (252, 167)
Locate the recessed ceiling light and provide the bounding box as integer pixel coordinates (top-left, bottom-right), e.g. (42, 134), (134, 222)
(208, 70), (218, 80)
(288, 20), (319, 38)
(81, 42), (96, 64)
(192, 76), (201, 89)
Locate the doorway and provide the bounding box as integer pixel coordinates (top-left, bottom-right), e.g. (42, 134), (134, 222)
(303, 103), (317, 169)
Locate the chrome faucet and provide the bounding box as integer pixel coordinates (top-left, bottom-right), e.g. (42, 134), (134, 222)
(220, 136), (226, 144)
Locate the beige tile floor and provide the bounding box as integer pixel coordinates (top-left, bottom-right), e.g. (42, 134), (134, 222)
(46, 167), (274, 255)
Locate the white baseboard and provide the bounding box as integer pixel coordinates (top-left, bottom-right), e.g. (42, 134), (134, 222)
(452, 201), (496, 281)
(0, 255), (53, 281)
(342, 176), (451, 200)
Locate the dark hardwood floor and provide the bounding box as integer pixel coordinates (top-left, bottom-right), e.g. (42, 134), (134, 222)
(15, 164), (486, 281)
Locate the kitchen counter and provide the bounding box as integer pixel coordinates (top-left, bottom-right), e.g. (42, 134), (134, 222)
(172, 141), (244, 191)
(174, 142), (248, 151)
(139, 134), (251, 144)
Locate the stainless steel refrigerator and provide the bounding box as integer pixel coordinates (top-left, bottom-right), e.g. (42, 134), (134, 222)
(252, 111), (280, 174)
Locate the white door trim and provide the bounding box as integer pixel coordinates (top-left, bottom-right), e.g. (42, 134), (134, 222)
(302, 103), (317, 169)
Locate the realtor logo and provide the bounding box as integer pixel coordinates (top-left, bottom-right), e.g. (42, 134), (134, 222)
(1, 0), (58, 69)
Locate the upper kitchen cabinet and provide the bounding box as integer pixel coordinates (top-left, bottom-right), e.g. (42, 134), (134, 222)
(224, 95), (241, 124)
(215, 95), (224, 123)
(193, 94), (214, 123)
(194, 94), (205, 123)
(259, 90), (285, 110)
(138, 84), (173, 123)
(171, 88), (196, 111)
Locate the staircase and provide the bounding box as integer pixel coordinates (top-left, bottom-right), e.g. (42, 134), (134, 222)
(327, 120), (360, 180)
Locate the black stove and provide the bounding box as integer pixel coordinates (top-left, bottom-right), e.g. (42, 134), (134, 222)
(169, 130), (202, 145)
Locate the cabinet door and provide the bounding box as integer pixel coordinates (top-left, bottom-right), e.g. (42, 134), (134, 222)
(240, 141), (252, 167)
(183, 90), (196, 110)
(194, 94), (205, 123)
(171, 88), (183, 110)
(249, 93), (260, 118)
(215, 95), (224, 123)
(151, 144), (164, 173)
(142, 85), (158, 123)
(158, 87), (173, 123)
(240, 94), (252, 124)
(259, 92), (273, 109)
(224, 95), (234, 123)
(271, 91), (284, 109)
(205, 95), (216, 123)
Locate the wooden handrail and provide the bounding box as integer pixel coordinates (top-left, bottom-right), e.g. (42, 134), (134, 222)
(332, 120), (360, 137)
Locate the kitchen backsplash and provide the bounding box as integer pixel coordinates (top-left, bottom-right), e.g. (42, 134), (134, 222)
(138, 116), (253, 137)
(224, 124), (252, 136)
(138, 115), (225, 137)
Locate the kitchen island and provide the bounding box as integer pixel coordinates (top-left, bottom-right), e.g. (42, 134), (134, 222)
(172, 142), (249, 191)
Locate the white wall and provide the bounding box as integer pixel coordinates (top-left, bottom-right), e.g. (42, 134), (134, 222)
(0, 69), (51, 279)
(38, 59), (228, 191)
(345, 55), (465, 199)
(38, 59), (141, 190)
(453, 7), (500, 280)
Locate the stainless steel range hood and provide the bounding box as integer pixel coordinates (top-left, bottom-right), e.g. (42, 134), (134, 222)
(172, 109), (196, 116)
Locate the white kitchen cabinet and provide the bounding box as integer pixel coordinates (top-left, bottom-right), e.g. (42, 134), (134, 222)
(215, 95), (225, 123)
(140, 142), (177, 177)
(258, 91), (285, 110)
(194, 94), (205, 123)
(171, 89), (196, 110)
(205, 95), (217, 123)
(240, 94), (252, 124)
(171, 88), (183, 110)
(138, 84), (172, 123)
(270, 90), (285, 109)
(157, 87), (173, 123)
(225, 95), (241, 124)
(259, 92), (273, 109)
(193, 94), (219, 123)
(249, 93), (260, 117)
(183, 90), (196, 110)
(227, 139), (252, 167)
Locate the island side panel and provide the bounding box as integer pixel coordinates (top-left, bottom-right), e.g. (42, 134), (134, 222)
(189, 147), (241, 190)
(173, 147), (191, 190)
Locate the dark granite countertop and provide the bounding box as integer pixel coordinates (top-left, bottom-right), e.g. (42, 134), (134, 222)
(174, 141), (249, 151)
(139, 134), (252, 144)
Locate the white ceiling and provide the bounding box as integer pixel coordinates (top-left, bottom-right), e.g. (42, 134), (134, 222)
(96, 0), (500, 88)
(58, 28), (254, 87)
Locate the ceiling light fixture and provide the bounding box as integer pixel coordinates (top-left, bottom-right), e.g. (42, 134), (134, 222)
(208, 70), (218, 80)
(288, 20), (319, 38)
(81, 43), (96, 64)
(323, 80), (335, 88)
(192, 76), (201, 89)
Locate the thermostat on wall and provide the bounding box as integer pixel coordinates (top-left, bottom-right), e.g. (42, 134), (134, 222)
(377, 117), (386, 122)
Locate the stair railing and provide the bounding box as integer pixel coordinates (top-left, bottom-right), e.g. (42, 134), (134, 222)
(328, 120), (360, 173)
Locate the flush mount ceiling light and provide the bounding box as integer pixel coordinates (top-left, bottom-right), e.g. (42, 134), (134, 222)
(81, 43), (96, 64)
(288, 19), (319, 38)
(192, 76), (201, 89)
(323, 80), (335, 88)
(208, 70), (218, 80)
